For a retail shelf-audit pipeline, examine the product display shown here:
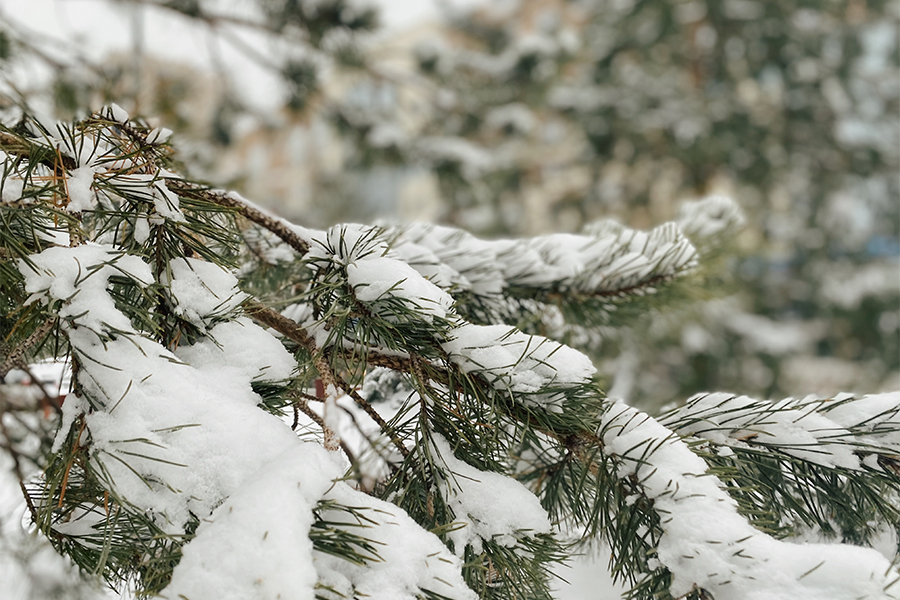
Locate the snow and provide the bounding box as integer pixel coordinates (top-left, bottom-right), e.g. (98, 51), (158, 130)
(677, 195), (745, 239)
(397, 224), (504, 295)
(306, 223), (389, 266)
(133, 216), (150, 244)
(314, 482), (477, 600)
(347, 256), (454, 321)
(601, 400), (899, 600)
(167, 257), (248, 327)
(16, 242), (475, 600)
(1, 176), (24, 203)
(21, 245), (301, 530)
(152, 179), (186, 222)
(443, 323), (595, 409)
(111, 174), (187, 223)
(161, 448), (337, 600)
(20, 243), (153, 334)
(70, 332), (304, 531)
(663, 393), (864, 470)
(388, 240), (460, 288)
(394, 219), (697, 297)
(108, 103), (129, 123)
(66, 166), (97, 213)
(431, 434), (551, 555)
(299, 217), (699, 332)
(304, 224), (458, 323)
(146, 127), (172, 144)
(175, 318), (297, 384)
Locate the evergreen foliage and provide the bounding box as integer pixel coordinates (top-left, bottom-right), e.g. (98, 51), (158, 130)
(0, 108), (898, 600)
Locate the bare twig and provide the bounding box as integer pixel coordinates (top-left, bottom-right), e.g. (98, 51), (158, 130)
(291, 392), (357, 465)
(245, 300), (410, 459)
(166, 181), (310, 256)
(0, 318), (57, 380)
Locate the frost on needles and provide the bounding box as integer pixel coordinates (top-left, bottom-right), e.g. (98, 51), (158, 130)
(0, 109), (897, 600)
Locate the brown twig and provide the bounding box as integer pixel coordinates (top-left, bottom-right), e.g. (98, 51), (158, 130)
(291, 393), (358, 464)
(0, 318), (57, 380)
(166, 181), (310, 256)
(245, 300), (410, 459)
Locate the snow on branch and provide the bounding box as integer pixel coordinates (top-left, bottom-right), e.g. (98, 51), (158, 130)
(442, 323), (596, 412)
(430, 433), (551, 555)
(658, 391), (900, 546)
(389, 219), (698, 298)
(662, 391), (900, 472)
(600, 400), (898, 600)
(17, 242), (473, 600)
(676, 195), (746, 241)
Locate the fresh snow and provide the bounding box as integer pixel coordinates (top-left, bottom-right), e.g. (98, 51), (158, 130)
(602, 400), (899, 600)
(347, 256), (454, 321)
(65, 167), (97, 213)
(313, 482), (477, 600)
(167, 257), (248, 327)
(161, 448), (337, 600)
(664, 391), (900, 471)
(677, 195), (746, 239)
(442, 323), (596, 409)
(0, 176), (24, 203)
(431, 434), (551, 555)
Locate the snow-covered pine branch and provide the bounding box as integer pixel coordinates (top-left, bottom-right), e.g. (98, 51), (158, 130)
(661, 391), (900, 545)
(1, 110), (897, 600)
(254, 201), (727, 348)
(600, 399), (897, 600)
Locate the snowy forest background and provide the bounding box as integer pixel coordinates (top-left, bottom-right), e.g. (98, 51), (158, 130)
(0, 0), (898, 599)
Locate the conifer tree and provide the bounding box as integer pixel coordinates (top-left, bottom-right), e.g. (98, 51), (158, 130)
(1, 107), (898, 600)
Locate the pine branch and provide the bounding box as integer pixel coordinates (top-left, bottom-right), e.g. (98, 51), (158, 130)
(166, 181), (310, 255)
(245, 299), (410, 459)
(0, 129), (76, 171)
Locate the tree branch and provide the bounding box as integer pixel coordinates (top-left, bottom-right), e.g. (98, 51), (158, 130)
(0, 318), (57, 380)
(244, 299), (409, 459)
(166, 181), (310, 256)
(246, 300), (603, 463)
